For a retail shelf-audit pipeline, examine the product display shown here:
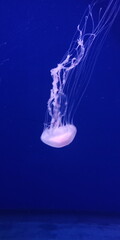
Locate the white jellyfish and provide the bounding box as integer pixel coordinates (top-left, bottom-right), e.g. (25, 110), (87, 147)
(41, 0), (120, 148)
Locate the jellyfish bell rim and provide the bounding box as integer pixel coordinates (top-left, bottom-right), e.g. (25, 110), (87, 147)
(40, 124), (77, 148)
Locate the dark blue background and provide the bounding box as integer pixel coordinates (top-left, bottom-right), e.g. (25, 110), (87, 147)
(0, 0), (120, 213)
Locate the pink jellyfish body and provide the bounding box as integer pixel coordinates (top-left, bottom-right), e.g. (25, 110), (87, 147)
(41, 0), (120, 148)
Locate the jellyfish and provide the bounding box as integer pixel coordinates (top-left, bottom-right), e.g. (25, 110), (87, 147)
(40, 0), (120, 148)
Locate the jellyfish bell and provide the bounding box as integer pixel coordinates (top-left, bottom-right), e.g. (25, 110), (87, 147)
(41, 0), (120, 148)
(41, 124), (77, 148)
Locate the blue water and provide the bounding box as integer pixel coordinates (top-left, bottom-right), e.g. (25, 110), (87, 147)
(0, 0), (120, 216)
(0, 213), (120, 240)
